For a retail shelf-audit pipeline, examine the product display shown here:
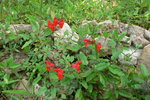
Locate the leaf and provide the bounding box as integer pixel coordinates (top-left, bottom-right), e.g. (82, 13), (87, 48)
(75, 89), (84, 100)
(21, 40), (32, 49)
(44, 29), (52, 36)
(61, 94), (66, 99)
(145, 95), (150, 100)
(80, 81), (88, 89)
(2, 90), (33, 95)
(79, 52), (88, 65)
(118, 32), (126, 41)
(99, 73), (106, 87)
(111, 48), (122, 60)
(108, 39), (116, 47)
(31, 20), (39, 31)
(81, 70), (93, 77)
(86, 72), (96, 82)
(27, 15), (39, 31)
(95, 63), (110, 71)
(119, 90), (133, 99)
(88, 84), (93, 93)
(67, 44), (81, 52)
(103, 90), (113, 99)
(140, 64), (149, 76)
(109, 65), (124, 76)
(103, 30), (110, 38)
(32, 74), (41, 85)
(37, 87), (47, 96)
(49, 72), (58, 79)
(50, 88), (57, 98)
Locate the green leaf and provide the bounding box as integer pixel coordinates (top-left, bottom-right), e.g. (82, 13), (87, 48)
(79, 52), (88, 65)
(95, 63), (110, 71)
(145, 95), (150, 100)
(21, 40), (32, 49)
(37, 87), (47, 96)
(44, 29), (52, 36)
(86, 72), (96, 82)
(140, 64), (149, 76)
(67, 44), (81, 52)
(119, 90), (133, 99)
(49, 72), (58, 79)
(2, 90), (33, 95)
(118, 32), (126, 41)
(32, 74), (41, 85)
(103, 90), (113, 99)
(88, 84), (93, 93)
(80, 81), (88, 89)
(99, 73), (106, 87)
(81, 70), (93, 77)
(61, 94), (66, 99)
(111, 48), (122, 60)
(109, 65), (124, 76)
(108, 39), (116, 47)
(75, 89), (84, 100)
(103, 30), (110, 38)
(50, 87), (57, 98)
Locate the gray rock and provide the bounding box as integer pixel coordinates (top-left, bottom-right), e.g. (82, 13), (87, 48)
(7, 24), (33, 34)
(82, 20), (99, 26)
(128, 25), (150, 47)
(53, 23), (79, 44)
(138, 44), (150, 73)
(119, 47), (142, 65)
(82, 20), (150, 48)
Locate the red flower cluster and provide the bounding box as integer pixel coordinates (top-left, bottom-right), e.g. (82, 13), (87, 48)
(45, 61), (64, 80)
(96, 42), (102, 51)
(84, 38), (102, 51)
(48, 17), (64, 32)
(71, 61), (82, 71)
(45, 60), (54, 71)
(45, 60), (82, 79)
(54, 68), (64, 80)
(84, 38), (96, 47)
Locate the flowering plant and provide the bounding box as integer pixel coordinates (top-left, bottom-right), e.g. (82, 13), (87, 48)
(48, 17), (64, 32)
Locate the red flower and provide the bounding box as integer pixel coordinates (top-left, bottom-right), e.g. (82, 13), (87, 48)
(45, 61), (54, 71)
(54, 68), (64, 80)
(96, 42), (102, 51)
(84, 38), (92, 47)
(71, 61), (82, 71)
(48, 20), (55, 32)
(46, 65), (51, 71)
(53, 17), (58, 26)
(93, 40), (96, 42)
(58, 19), (64, 28)
(48, 17), (64, 32)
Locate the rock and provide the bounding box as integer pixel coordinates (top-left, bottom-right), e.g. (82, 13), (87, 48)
(82, 20), (150, 48)
(82, 20), (99, 26)
(53, 23), (79, 44)
(128, 25), (150, 47)
(119, 47), (142, 65)
(7, 24), (33, 34)
(138, 44), (150, 73)
(121, 36), (131, 46)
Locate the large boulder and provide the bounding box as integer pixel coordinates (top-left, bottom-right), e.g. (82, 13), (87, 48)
(138, 44), (150, 73)
(53, 23), (79, 44)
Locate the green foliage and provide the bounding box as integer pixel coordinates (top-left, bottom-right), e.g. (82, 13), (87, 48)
(0, 0), (149, 99)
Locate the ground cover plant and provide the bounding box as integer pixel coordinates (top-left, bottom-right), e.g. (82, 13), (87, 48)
(0, 0), (150, 100)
